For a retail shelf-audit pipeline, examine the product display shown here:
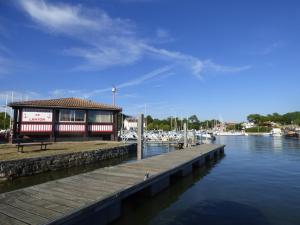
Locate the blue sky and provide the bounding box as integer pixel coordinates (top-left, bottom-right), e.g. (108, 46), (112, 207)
(0, 0), (299, 121)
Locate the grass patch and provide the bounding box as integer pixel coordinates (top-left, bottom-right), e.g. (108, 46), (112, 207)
(0, 141), (127, 161)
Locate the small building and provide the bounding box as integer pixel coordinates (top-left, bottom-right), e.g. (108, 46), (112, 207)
(9, 97), (121, 142)
(242, 122), (255, 129)
(124, 117), (138, 131)
(123, 117), (146, 130)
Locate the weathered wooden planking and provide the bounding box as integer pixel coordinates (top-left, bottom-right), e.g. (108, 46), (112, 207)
(0, 213), (27, 225)
(0, 203), (48, 224)
(0, 144), (224, 225)
(3, 197), (63, 220)
(0, 190), (74, 214)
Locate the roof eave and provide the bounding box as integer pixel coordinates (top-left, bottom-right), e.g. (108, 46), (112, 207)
(8, 104), (122, 111)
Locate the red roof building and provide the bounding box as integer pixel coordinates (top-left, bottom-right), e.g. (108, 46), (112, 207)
(9, 98), (122, 142)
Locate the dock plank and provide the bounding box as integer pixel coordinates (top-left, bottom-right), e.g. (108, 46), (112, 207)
(0, 213), (28, 225)
(0, 144), (224, 225)
(0, 203), (48, 225)
(3, 197), (63, 220)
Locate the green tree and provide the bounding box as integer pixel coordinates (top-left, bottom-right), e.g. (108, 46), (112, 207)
(247, 111), (300, 125)
(247, 114), (261, 124)
(189, 115), (200, 123)
(147, 123), (155, 130)
(0, 112), (11, 129)
(162, 124), (170, 131)
(146, 115), (153, 124)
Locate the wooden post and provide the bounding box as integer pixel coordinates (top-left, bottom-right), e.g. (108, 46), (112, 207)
(17, 108), (22, 138)
(184, 122), (187, 148)
(84, 110), (88, 139)
(11, 108), (18, 143)
(137, 114), (144, 160)
(114, 112), (118, 141)
(111, 112), (118, 141)
(192, 129), (196, 145)
(51, 109), (56, 142)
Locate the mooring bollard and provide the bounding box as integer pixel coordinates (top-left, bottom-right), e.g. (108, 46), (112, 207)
(137, 114), (144, 160)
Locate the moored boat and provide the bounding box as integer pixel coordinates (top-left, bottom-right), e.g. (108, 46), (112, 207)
(270, 128), (283, 137)
(284, 130), (299, 138)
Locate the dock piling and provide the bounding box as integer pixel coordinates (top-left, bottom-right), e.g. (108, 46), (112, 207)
(137, 114), (144, 160)
(184, 123), (187, 148)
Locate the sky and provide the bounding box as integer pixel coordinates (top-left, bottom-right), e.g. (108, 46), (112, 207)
(0, 0), (299, 122)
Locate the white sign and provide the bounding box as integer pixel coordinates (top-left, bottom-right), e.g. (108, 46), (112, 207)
(22, 108), (53, 122)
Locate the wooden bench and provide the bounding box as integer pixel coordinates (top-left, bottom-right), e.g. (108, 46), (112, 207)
(16, 142), (53, 153)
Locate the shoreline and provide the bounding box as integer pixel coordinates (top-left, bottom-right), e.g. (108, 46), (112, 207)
(246, 132), (270, 136)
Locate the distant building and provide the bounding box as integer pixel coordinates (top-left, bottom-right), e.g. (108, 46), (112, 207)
(9, 97), (122, 142)
(124, 117), (138, 130)
(123, 117), (145, 130)
(242, 122), (255, 129)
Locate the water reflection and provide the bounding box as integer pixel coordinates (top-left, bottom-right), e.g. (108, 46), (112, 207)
(113, 136), (300, 225)
(152, 200), (270, 225)
(143, 143), (176, 158)
(112, 157), (225, 225)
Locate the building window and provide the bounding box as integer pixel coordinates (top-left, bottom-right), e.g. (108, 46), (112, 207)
(59, 109), (85, 122)
(88, 111), (113, 123)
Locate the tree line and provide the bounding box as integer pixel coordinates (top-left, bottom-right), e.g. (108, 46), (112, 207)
(145, 115), (220, 131)
(247, 112), (300, 125)
(0, 112), (11, 130)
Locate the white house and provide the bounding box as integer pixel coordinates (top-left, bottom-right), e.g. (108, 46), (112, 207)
(123, 117), (146, 130)
(242, 122), (255, 129)
(124, 117), (138, 130)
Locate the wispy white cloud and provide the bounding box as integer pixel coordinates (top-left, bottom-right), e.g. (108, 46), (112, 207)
(0, 42), (13, 76)
(49, 65), (172, 98)
(156, 28), (169, 39)
(49, 89), (91, 99)
(117, 93), (140, 99)
(248, 41), (284, 56)
(20, 0), (98, 32)
(0, 56), (11, 76)
(116, 65), (171, 89)
(144, 45), (251, 78)
(0, 51), (37, 77)
(260, 41), (284, 55)
(123, 101), (172, 117)
(0, 26), (33, 76)
(153, 28), (174, 44)
(0, 90), (40, 107)
(19, 0), (251, 77)
(20, 0), (143, 70)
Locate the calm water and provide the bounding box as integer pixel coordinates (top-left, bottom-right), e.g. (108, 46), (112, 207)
(112, 136), (300, 225)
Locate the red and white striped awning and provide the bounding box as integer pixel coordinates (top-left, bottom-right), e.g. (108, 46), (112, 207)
(89, 124), (113, 132)
(57, 124), (85, 132)
(20, 124), (52, 133)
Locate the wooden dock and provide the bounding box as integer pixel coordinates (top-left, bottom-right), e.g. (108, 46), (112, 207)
(0, 144), (225, 225)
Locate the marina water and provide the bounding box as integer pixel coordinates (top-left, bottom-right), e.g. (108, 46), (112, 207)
(112, 136), (300, 225)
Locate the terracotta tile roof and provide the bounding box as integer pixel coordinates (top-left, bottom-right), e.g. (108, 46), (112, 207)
(125, 117), (138, 122)
(9, 97), (122, 111)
